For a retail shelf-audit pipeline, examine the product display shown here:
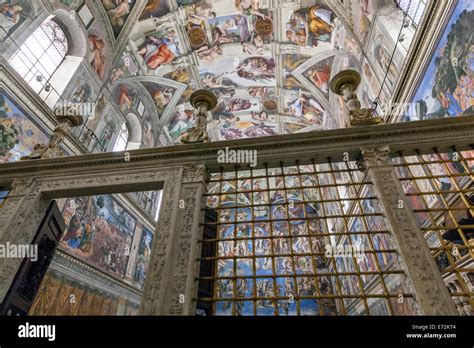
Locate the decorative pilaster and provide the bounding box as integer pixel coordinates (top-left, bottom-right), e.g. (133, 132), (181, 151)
(361, 145), (458, 315)
(0, 179), (50, 303)
(140, 164), (207, 315)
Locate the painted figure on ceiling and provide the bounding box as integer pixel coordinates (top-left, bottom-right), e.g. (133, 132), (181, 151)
(251, 111), (268, 121)
(152, 88), (173, 110)
(308, 6), (333, 39)
(143, 116), (154, 147)
(164, 66), (191, 83)
(234, 14), (251, 42)
(244, 121), (276, 137)
(242, 41), (262, 55)
(212, 20), (235, 44)
(286, 91), (324, 125)
(220, 127), (243, 140)
(196, 45), (223, 62)
(286, 6), (334, 46)
(140, 0), (169, 19)
(362, 0), (371, 16)
(144, 0), (161, 13)
(117, 85), (133, 111)
(138, 31), (178, 70)
(202, 73), (237, 89)
(234, 0), (265, 19)
(228, 98), (252, 112)
(306, 60), (331, 93)
(248, 86), (272, 98)
(220, 114), (240, 128)
(253, 34), (264, 48)
(103, 0), (131, 28)
(88, 34), (106, 80)
(110, 66), (125, 84)
(185, 2), (215, 25)
(286, 14), (307, 46)
(236, 57), (275, 82)
(0, 3), (23, 35)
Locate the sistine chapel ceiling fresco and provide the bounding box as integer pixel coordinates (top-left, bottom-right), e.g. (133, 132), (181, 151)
(30, 0), (425, 147)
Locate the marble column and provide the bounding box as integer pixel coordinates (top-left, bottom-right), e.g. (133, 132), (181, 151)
(361, 145), (458, 315)
(140, 164), (207, 315)
(0, 179), (50, 303)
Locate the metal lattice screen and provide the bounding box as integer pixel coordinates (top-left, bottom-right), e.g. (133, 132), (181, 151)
(392, 148), (474, 315)
(197, 159), (417, 315)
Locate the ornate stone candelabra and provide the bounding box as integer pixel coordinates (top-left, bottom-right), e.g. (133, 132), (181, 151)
(21, 107), (84, 160)
(181, 90), (217, 143)
(330, 70), (383, 127)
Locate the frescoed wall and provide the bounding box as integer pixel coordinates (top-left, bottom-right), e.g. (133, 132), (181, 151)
(132, 226), (153, 289)
(59, 194), (154, 289)
(0, 0), (36, 39)
(60, 195), (136, 279)
(352, 0), (375, 44)
(0, 92), (49, 163)
(408, 0), (474, 121)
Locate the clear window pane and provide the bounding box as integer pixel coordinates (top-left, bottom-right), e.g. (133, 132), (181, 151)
(8, 20), (68, 99)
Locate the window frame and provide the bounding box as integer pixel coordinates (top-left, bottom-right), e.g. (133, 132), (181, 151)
(8, 19), (69, 99)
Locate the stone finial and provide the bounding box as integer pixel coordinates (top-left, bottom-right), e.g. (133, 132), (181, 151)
(181, 90), (218, 144)
(21, 107), (84, 160)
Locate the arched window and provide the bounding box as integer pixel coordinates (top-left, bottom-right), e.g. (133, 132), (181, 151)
(8, 20), (68, 99)
(113, 122), (129, 152)
(395, 0), (427, 26)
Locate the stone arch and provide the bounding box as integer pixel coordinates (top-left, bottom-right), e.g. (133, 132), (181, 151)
(50, 8), (88, 58)
(125, 113), (143, 149)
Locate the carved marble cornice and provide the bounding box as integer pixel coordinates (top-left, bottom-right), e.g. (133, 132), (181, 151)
(0, 116), (472, 182)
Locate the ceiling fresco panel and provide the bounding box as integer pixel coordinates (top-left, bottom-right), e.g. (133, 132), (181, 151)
(101, 0), (137, 38)
(43, 0), (430, 148)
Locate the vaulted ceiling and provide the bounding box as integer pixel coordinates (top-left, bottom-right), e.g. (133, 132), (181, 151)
(74, 0), (422, 147)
